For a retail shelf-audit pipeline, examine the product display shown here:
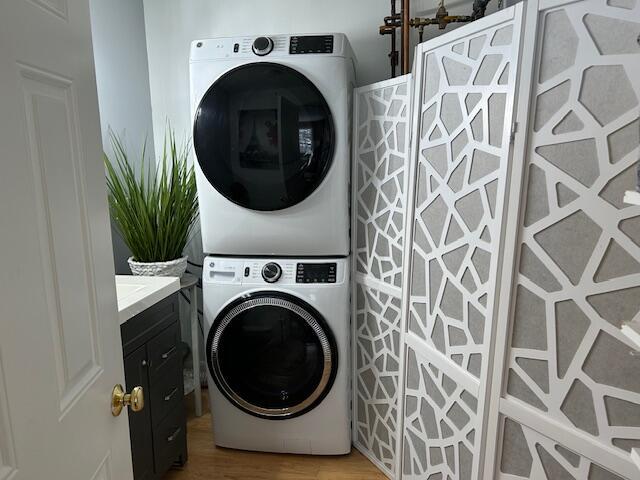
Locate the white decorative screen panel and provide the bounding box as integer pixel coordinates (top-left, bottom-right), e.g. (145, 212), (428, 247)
(355, 283), (403, 473)
(402, 6), (523, 479)
(353, 75), (412, 478)
(406, 5), (520, 378)
(402, 345), (478, 480)
(499, 0), (640, 475)
(498, 418), (626, 480)
(355, 77), (411, 290)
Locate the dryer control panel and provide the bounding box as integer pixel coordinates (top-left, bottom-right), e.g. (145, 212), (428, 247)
(289, 35), (334, 54)
(190, 33), (351, 61)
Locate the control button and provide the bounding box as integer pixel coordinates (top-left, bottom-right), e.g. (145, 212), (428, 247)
(233, 43), (240, 53)
(244, 267), (250, 277)
(252, 36), (274, 56)
(262, 262), (282, 283)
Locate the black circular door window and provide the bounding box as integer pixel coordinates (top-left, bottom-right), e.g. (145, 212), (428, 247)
(193, 62), (335, 211)
(206, 291), (338, 419)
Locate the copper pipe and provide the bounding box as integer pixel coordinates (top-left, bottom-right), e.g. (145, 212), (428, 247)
(401, 0), (410, 74)
(383, 14), (402, 25)
(412, 15), (472, 30)
(379, 0), (491, 78)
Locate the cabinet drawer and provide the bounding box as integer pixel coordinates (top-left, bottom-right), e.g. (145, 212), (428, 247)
(148, 322), (181, 377)
(123, 345), (154, 480)
(153, 408), (186, 474)
(121, 293), (179, 356)
(149, 361), (183, 426)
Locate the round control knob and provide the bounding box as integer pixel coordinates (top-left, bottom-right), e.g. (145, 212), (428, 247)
(252, 36), (274, 56)
(262, 262), (282, 283)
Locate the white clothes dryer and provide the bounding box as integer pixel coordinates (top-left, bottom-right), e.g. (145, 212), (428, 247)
(190, 34), (356, 256)
(202, 256), (350, 455)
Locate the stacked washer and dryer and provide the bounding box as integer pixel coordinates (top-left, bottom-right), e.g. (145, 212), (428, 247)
(190, 33), (356, 455)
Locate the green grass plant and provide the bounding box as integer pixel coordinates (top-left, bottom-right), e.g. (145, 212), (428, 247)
(105, 128), (198, 262)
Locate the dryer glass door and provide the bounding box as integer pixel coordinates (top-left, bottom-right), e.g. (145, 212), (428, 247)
(193, 62), (335, 211)
(206, 292), (338, 419)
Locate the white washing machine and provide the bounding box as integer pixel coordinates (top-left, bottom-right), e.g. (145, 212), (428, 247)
(190, 34), (356, 256)
(202, 256), (351, 455)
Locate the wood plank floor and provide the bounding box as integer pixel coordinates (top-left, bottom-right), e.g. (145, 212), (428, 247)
(164, 391), (387, 480)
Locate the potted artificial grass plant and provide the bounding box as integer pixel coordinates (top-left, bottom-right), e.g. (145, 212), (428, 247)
(105, 129), (198, 277)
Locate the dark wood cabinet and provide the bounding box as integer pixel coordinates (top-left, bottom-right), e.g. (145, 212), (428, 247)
(123, 344), (154, 479)
(121, 293), (187, 480)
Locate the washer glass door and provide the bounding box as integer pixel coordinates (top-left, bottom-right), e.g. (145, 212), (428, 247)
(206, 292), (337, 419)
(193, 62), (335, 211)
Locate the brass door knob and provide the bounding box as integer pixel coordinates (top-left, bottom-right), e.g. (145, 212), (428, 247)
(111, 384), (144, 417)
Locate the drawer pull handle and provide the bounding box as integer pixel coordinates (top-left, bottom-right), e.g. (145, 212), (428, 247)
(164, 387), (178, 402)
(167, 427), (181, 443)
(161, 346), (177, 360)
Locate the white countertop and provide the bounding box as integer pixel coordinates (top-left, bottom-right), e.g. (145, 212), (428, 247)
(115, 275), (181, 324)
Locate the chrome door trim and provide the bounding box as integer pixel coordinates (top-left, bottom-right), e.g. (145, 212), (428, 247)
(208, 295), (336, 419)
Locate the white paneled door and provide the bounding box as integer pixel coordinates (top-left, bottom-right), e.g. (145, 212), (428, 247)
(0, 1), (133, 479)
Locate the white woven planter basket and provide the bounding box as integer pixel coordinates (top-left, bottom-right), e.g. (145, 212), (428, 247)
(128, 256), (188, 277)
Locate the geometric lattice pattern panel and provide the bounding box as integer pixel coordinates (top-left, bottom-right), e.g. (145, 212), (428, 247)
(355, 283), (403, 476)
(353, 75), (411, 478)
(402, 346), (478, 480)
(355, 77), (411, 289)
(497, 418), (626, 480)
(504, 0), (640, 464)
(402, 7), (524, 479)
(407, 9), (521, 380)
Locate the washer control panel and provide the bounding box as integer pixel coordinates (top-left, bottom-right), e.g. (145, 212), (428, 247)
(296, 262), (337, 283)
(204, 257), (346, 286)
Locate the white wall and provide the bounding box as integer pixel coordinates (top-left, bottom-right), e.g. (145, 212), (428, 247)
(90, 0), (156, 274)
(143, 0), (497, 158)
